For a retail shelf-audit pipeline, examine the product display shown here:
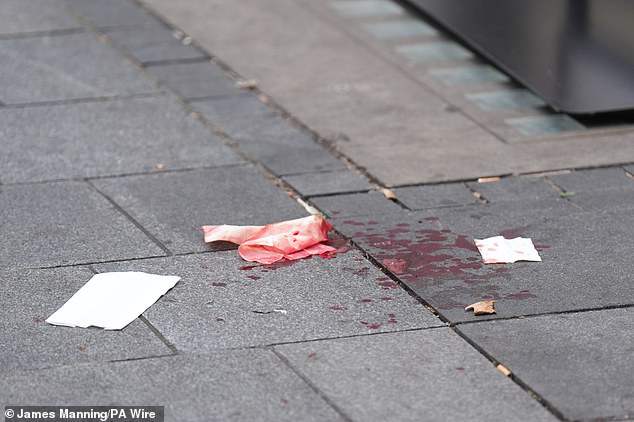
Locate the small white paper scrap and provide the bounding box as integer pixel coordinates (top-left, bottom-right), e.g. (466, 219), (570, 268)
(474, 236), (542, 264)
(46, 272), (180, 330)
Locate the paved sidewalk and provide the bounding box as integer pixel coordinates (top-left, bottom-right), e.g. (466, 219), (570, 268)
(1, 1), (633, 421)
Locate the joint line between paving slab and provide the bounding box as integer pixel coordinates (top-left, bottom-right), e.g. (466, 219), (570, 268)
(0, 91), (165, 109)
(0, 27), (87, 40)
(271, 347), (356, 422)
(85, 179), (174, 257)
(299, 0), (511, 146)
(454, 303), (634, 327)
(139, 315), (179, 354)
(141, 56), (210, 68)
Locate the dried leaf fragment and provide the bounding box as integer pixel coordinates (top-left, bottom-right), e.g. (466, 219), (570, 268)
(237, 79), (258, 90)
(464, 300), (496, 315)
(382, 188), (397, 200)
(496, 363), (511, 377)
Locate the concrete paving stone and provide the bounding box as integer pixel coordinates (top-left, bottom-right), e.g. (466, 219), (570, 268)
(396, 41), (473, 63)
(91, 167), (307, 254)
(394, 183), (478, 210)
(0, 181), (165, 269)
(548, 167), (634, 192)
(330, 0), (404, 18)
(0, 266), (171, 371)
(504, 114), (585, 137)
(429, 65), (510, 85)
(192, 96), (344, 175)
(0, 0), (80, 35)
(333, 202), (634, 322)
(0, 32), (160, 104)
(276, 329), (558, 422)
(459, 308), (634, 420)
(624, 164), (634, 176)
(147, 61), (237, 99)
(0, 351), (345, 422)
(64, 0), (157, 28)
(466, 89), (545, 111)
(105, 25), (206, 64)
(466, 176), (561, 203)
(0, 96), (244, 183)
(363, 20), (437, 39)
(283, 170), (371, 197)
(94, 251), (441, 352)
(311, 191), (405, 218)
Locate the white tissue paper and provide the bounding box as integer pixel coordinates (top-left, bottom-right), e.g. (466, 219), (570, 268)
(474, 236), (542, 264)
(46, 272), (180, 330)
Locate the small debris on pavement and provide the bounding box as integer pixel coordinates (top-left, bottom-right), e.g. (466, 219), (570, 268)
(496, 363), (512, 377)
(253, 309), (287, 315)
(465, 300), (496, 315)
(382, 188), (397, 200)
(474, 236), (542, 264)
(202, 215), (336, 264)
(236, 79), (259, 89)
(46, 272), (180, 330)
(560, 191), (576, 198)
(477, 176), (501, 183)
(155, 162), (165, 170)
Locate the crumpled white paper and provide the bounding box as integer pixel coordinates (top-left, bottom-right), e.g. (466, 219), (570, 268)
(46, 272), (180, 330)
(474, 236), (542, 264)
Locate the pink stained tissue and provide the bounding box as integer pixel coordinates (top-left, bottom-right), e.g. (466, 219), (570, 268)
(474, 236), (542, 264)
(202, 215), (336, 264)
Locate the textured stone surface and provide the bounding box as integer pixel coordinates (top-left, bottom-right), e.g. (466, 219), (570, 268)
(64, 0), (156, 28)
(106, 25), (205, 64)
(396, 42), (473, 63)
(0, 0), (80, 35)
(0, 350), (345, 422)
(0, 266), (171, 371)
(460, 308), (634, 421)
(0, 96), (244, 183)
(334, 202), (634, 322)
(330, 0), (404, 18)
(363, 20), (437, 39)
(466, 89), (545, 111)
(0, 181), (165, 269)
(467, 176), (561, 203)
(311, 191), (404, 218)
(283, 170), (371, 197)
(92, 167), (307, 254)
(0, 32), (159, 104)
(276, 329), (558, 422)
(148, 61), (237, 99)
(429, 65), (509, 85)
(192, 96), (344, 175)
(394, 183), (477, 210)
(94, 251), (441, 352)
(548, 167), (634, 192)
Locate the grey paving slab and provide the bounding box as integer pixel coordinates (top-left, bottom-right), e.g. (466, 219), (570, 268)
(92, 167), (307, 254)
(94, 251), (440, 352)
(0, 181), (165, 269)
(0, 351), (345, 422)
(396, 41), (473, 63)
(276, 329), (557, 422)
(283, 169), (371, 197)
(429, 65), (510, 85)
(363, 20), (437, 39)
(311, 191), (404, 218)
(467, 176), (561, 203)
(192, 96), (344, 175)
(466, 89), (545, 111)
(148, 61), (237, 99)
(394, 183), (478, 210)
(548, 167), (634, 192)
(0, 96), (244, 183)
(0, 0), (80, 35)
(333, 201), (634, 322)
(105, 25), (205, 64)
(64, 0), (157, 28)
(504, 114), (585, 137)
(0, 32), (159, 104)
(0, 266), (171, 371)
(330, 0), (404, 18)
(460, 308), (634, 421)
